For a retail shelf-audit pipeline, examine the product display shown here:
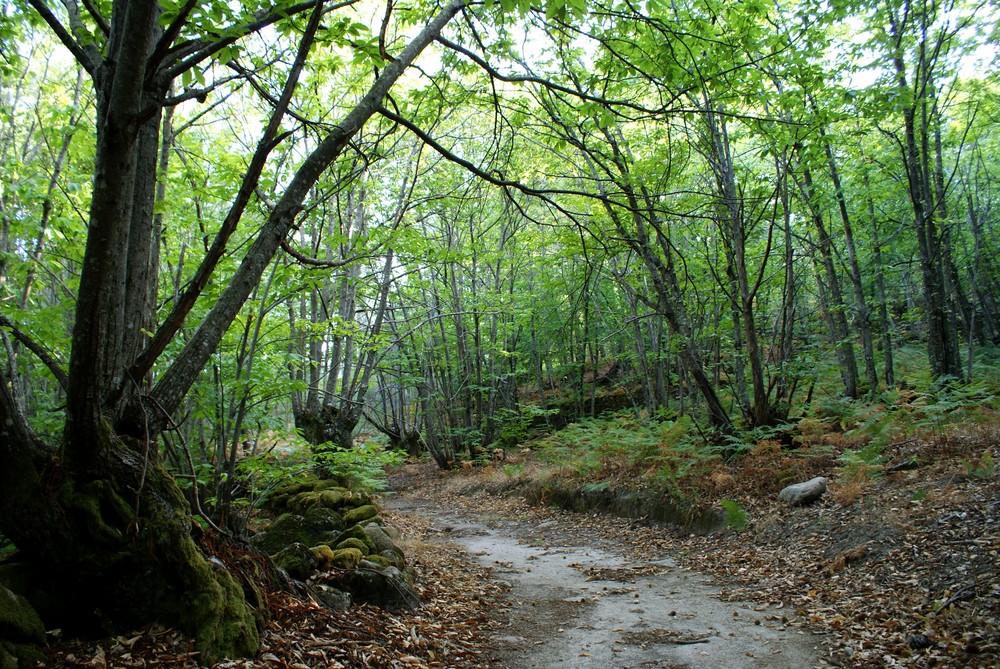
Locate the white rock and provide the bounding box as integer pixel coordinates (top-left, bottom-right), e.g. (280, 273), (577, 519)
(778, 476), (827, 506)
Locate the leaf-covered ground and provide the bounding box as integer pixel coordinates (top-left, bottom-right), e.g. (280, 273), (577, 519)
(391, 423), (1000, 669)
(37, 423), (998, 668)
(37, 510), (508, 669)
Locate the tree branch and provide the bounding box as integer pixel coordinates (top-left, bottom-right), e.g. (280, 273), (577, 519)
(142, 0), (471, 431)
(0, 314), (70, 391)
(27, 0), (99, 74)
(126, 0), (328, 387)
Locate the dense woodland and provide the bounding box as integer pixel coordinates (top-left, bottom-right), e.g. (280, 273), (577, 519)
(0, 0), (998, 662)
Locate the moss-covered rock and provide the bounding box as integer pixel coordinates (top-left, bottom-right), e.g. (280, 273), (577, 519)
(328, 566), (420, 610)
(343, 504), (379, 525)
(0, 585), (45, 667)
(318, 489), (349, 509)
(331, 548), (363, 569)
(251, 512), (342, 555)
(364, 524), (401, 555)
(311, 583), (351, 610)
(309, 544), (336, 570)
(0, 585), (44, 644)
(381, 524), (402, 542)
(303, 507), (346, 533)
(362, 555), (391, 569)
(273, 543), (317, 580)
(335, 537), (370, 556)
(332, 525), (376, 554)
(0, 645), (16, 669)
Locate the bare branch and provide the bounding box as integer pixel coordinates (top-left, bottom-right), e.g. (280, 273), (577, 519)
(0, 314), (69, 391)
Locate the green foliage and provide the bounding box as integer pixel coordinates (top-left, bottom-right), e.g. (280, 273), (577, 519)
(911, 381), (997, 432)
(502, 462), (526, 477)
(582, 480), (610, 493)
(311, 441), (406, 492)
(719, 499), (748, 531)
(838, 442), (888, 481)
(533, 413), (716, 492)
(492, 404), (559, 450)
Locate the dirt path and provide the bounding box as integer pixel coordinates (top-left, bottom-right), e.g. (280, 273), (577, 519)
(388, 494), (826, 669)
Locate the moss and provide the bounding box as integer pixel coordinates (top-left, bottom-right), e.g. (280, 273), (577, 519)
(288, 491), (322, 513)
(58, 479), (130, 544)
(335, 538), (370, 555)
(332, 526), (376, 554)
(273, 543), (317, 580)
(331, 548), (363, 569)
(0, 586), (45, 644)
(342, 504), (379, 525)
(319, 489), (349, 509)
(363, 555), (391, 569)
(310, 544), (335, 569)
(170, 532), (259, 664)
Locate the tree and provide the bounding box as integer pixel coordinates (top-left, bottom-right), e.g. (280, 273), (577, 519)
(0, 0), (467, 660)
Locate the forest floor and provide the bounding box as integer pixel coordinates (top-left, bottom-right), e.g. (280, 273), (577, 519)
(37, 424), (999, 669)
(384, 440), (999, 669)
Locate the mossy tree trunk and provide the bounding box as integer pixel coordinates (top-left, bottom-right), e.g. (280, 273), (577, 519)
(1, 0), (466, 661)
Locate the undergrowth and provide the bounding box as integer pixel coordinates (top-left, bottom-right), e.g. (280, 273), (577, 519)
(513, 375), (999, 508)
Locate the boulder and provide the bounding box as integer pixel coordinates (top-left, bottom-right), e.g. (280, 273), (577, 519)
(0, 584), (45, 667)
(332, 525), (376, 554)
(335, 538), (370, 556)
(251, 510), (343, 555)
(778, 476), (828, 506)
(310, 545), (336, 569)
(310, 583), (351, 610)
(343, 504), (379, 525)
(272, 543), (317, 580)
(364, 524), (405, 568)
(331, 548), (363, 569)
(326, 566), (420, 610)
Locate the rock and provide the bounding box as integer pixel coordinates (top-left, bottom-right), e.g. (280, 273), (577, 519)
(778, 477), (828, 506)
(332, 525), (376, 554)
(331, 548), (364, 569)
(251, 510), (344, 555)
(0, 585), (44, 644)
(310, 544), (336, 569)
(0, 584), (46, 667)
(363, 523), (398, 554)
(272, 543), (317, 580)
(335, 538), (370, 556)
(327, 566), (421, 610)
(381, 524), (402, 542)
(304, 507), (346, 533)
(343, 504), (379, 525)
(310, 583), (351, 610)
(362, 556), (391, 569)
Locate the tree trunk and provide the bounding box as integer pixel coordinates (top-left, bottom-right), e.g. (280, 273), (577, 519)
(799, 163), (859, 398)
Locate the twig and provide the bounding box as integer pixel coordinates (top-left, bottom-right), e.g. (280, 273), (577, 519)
(934, 583), (976, 615)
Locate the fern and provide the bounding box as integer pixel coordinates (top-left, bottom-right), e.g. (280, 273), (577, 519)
(719, 499), (748, 531)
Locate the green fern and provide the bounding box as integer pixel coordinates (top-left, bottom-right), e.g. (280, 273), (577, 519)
(719, 499), (748, 531)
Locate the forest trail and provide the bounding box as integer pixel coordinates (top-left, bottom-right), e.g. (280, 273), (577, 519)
(387, 491), (826, 669)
